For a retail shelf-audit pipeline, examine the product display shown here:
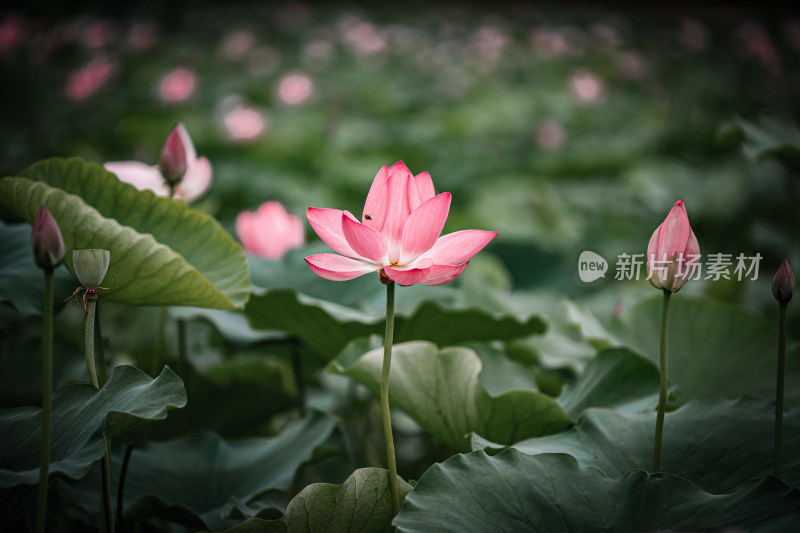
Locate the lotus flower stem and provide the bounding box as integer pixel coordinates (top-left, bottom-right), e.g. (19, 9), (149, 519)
(177, 318), (190, 432)
(381, 281), (400, 516)
(150, 306), (168, 378)
(95, 300), (108, 386)
(100, 443), (115, 533)
(36, 269), (54, 533)
(116, 442), (135, 532)
(775, 301), (787, 479)
(653, 289), (671, 472)
(84, 296), (115, 532)
(85, 298), (100, 389)
(290, 338), (306, 416)
(177, 318), (188, 384)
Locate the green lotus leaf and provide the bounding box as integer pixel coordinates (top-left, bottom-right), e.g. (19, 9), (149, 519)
(246, 289), (546, 361)
(214, 467), (413, 533)
(474, 397), (800, 494)
(569, 296), (800, 403)
(59, 411), (338, 531)
(329, 340), (572, 452)
(394, 451), (800, 532)
(0, 157), (250, 308)
(0, 365), (186, 488)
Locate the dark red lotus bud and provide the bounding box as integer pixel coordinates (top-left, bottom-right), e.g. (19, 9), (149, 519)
(772, 260), (795, 303)
(31, 205), (65, 270)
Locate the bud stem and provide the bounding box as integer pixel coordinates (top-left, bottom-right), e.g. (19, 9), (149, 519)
(775, 301), (787, 478)
(150, 306), (168, 378)
(84, 297), (115, 533)
(381, 281), (400, 517)
(177, 318), (189, 433)
(36, 269), (54, 533)
(85, 298), (100, 389)
(653, 289), (671, 472)
(95, 299), (108, 387)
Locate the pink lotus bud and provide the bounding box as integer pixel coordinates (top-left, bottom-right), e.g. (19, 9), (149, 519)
(158, 125), (188, 186)
(646, 199), (700, 293)
(105, 123), (212, 203)
(31, 205), (65, 270)
(236, 201), (305, 259)
(772, 260), (795, 303)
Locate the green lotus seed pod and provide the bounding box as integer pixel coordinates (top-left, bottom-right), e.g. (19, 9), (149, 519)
(73, 249), (110, 287)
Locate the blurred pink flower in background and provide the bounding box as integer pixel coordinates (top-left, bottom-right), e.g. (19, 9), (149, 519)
(306, 162), (497, 286)
(471, 25), (508, 62)
(785, 21), (800, 52)
(679, 19), (708, 51)
(127, 22), (158, 51)
(302, 39), (335, 70)
(276, 4), (311, 33)
(737, 22), (779, 72)
(220, 29), (256, 60)
(536, 119), (566, 150)
(0, 15), (25, 55)
(237, 201), (305, 259)
(223, 104), (268, 142)
(247, 46), (281, 77)
(570, 71), (603, 103)
(81, 21), (113, 49)
(65, 55), (115, 101)
(159, 67), (197, 103)
(590, 22), (622, 48)
(617, 51), (646, 79)
(277, 73), (313, 105)
(339, 16), (387, 56)
(531, 27), (570, 57)
(105, 123), (212, 203)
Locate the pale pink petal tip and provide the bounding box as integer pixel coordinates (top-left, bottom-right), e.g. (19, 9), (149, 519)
(305, 253), (378, 281)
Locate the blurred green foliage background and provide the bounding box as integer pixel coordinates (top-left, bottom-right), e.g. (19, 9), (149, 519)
(2, 5), (800, 529)
(2, 2), (799, 302)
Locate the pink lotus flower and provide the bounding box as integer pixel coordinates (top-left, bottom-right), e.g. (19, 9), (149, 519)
(647, 199), (700, 293)
(306, 162), (497, 286)
(237, 201), (305, 259)
(104, 123), (212, 203)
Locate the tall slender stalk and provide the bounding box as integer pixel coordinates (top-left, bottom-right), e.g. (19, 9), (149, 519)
(653, 289), (671, 472)
(290, 338), (306, 417)
(100, 442), (114, 533)
(150, 306), (168, 378)
(775, 301), (787, 478)
(95, 299), (109, 386)
(177, 318), (189, 432)
(86, 299), (100, 390)
(116, 442), (135, 533)
(85, 297), (115, 533)
(381, 281), (400, 516)
(36, 269), (54, 533)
